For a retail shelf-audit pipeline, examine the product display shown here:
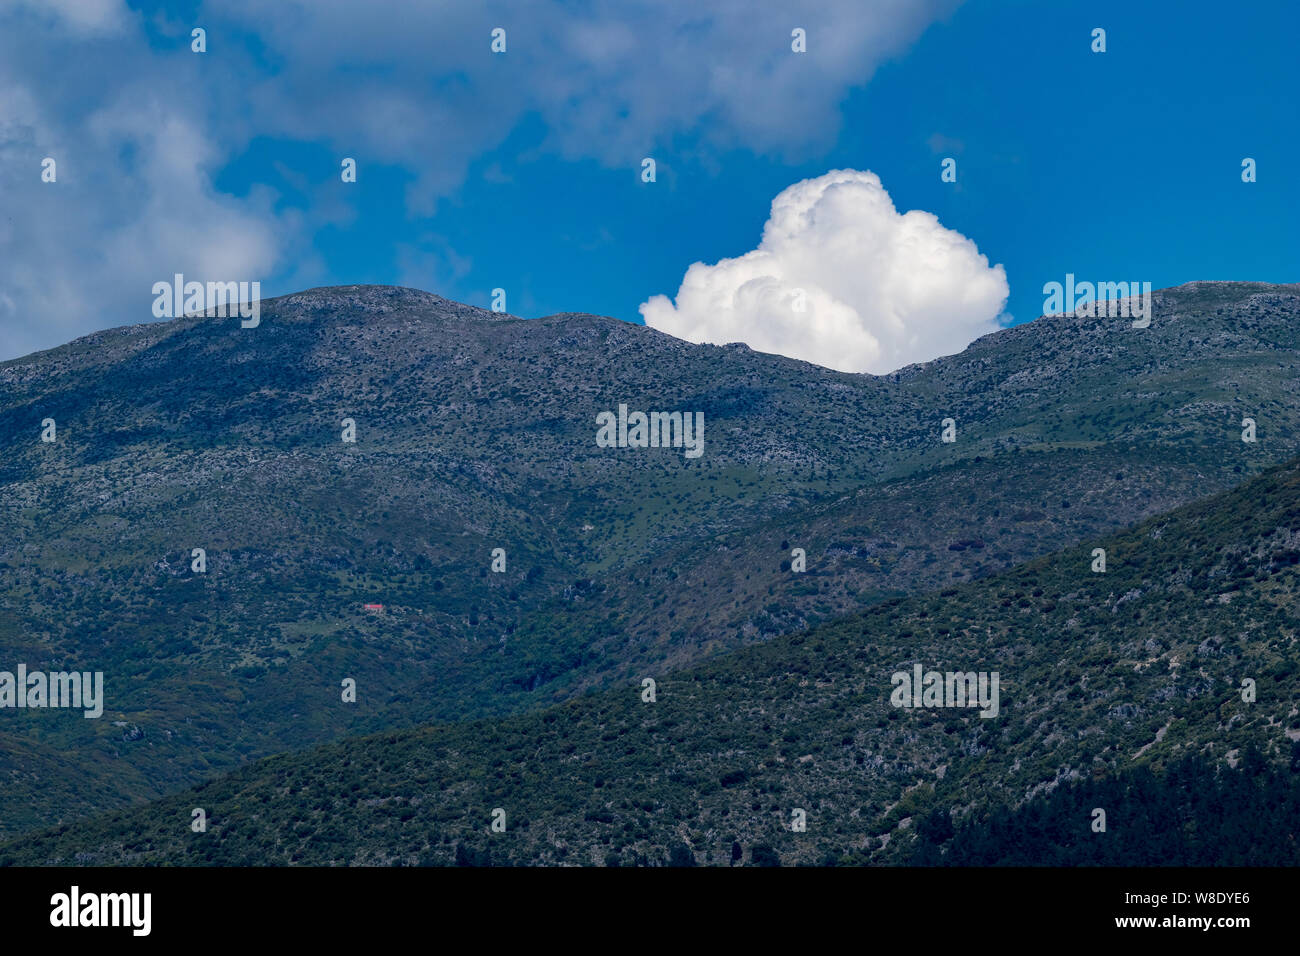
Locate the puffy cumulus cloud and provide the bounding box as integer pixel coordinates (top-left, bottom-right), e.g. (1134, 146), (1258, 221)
(639, 170), (1009, 375)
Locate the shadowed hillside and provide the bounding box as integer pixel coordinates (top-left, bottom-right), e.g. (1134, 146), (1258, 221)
(4, 454), (1298, 866)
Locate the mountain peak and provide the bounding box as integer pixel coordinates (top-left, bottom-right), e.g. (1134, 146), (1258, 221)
(261, 284), (511, 322)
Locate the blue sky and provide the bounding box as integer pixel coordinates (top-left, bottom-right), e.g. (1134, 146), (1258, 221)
(1, 0), (1296, 367)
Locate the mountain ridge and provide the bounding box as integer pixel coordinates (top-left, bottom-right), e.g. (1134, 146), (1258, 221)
(10, 278), (1298, 378)
(1, 278), (1298, 835)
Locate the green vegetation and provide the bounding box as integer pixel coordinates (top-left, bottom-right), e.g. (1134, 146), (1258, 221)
(4, 453), (1297, 866)
(910, 746), (1300, 865)
(2, 282), (1299, 836)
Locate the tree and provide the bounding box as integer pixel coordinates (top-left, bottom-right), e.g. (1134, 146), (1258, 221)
(455, 842), (491, 867)
(667, 842), (697, 867)
(749, 844), (781, 867)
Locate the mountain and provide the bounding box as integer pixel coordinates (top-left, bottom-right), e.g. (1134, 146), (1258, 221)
(1, 280), (1299, 835)
(5, 454), (1297, 866)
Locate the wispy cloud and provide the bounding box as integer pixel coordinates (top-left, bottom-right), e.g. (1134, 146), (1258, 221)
(0, 0), (961, 358)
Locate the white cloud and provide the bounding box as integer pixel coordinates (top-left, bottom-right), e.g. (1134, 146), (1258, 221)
(0, 0), (129, 36)
(0, 1), (963, 358)
(524, 0), (963, 162)
(0, 78), (294, 359)
(639, 169), (1009, 374)
(0, 6), (317, 359)
(206, 0), (963, 194)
